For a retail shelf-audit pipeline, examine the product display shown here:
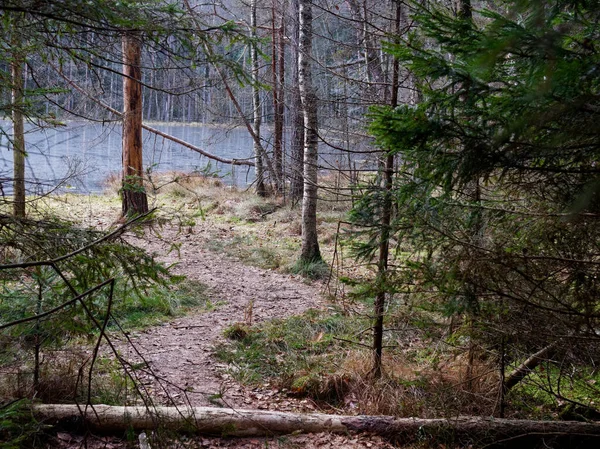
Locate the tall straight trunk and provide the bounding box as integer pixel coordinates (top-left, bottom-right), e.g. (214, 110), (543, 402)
(371, 0), (401, 379)
(278, 13), (285, 182)
(251, 0), (267, 196)
(299, 0), (321, 262)
(11, 49), (26, 218)
(11, 25), (26, 218)
(121, 32), (148, 217)
(271, 0), (285, 193)
(456, 0), (481, 391)
(289, 0), (304, 203)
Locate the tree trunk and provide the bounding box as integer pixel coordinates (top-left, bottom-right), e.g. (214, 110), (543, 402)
(370, 0), (402, 379)
(456, 0), (479, 391)
(34, 404), (600, 446)
(271, 0), (285, 193)
(504, 341), (558, 392)
(298, 0), (321, 263)
(121, 32), (148, 217)
(11, 33), (26, 218)
(347, 0), (386, 102)
(289, 0), (304, 203)
(458, 0), (472, 18)
(251, 0), (267, 196)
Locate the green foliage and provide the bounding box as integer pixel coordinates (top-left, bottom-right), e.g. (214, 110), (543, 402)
(509, 363), (600, 420)
(0, 213), (181, 358)
(348, 0), (600, 411)
(0, 400), (42, 449)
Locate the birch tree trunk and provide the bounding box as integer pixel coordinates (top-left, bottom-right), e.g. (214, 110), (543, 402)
(11, 30), (26, 218)
(298, 0), (321, 263)
(121, 31), (148, 217)
(289, 0), (304, 203)
(251, 0), (267, 196)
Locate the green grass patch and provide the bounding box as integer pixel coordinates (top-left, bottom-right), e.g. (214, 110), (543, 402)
(109, 279), (213, 330)
(215, 308), (368, 398)
(290, 258), (330, 280)
(0, 278), (212, 340)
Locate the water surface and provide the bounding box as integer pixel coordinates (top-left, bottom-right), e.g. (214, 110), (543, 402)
(0, 121), (256, 194)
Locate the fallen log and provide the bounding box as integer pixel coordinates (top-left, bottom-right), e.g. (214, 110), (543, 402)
(34, 404), (600, 446)
(504, 341), (559, 391)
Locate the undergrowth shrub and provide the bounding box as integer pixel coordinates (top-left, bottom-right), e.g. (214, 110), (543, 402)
(0, 400), (43, 449)
(215, 306), (516, 417)
(0, 214), (209, 405)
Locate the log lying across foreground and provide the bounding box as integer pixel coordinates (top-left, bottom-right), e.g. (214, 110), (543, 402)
(34, 404), (600, 446)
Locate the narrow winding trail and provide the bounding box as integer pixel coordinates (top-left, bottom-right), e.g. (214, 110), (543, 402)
(80, 223), (396, 447)
(120, 224), (324, 409)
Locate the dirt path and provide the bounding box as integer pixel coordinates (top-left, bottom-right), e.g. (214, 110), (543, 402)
(92, 224), (396, 448)
(119, 224), (324, 409)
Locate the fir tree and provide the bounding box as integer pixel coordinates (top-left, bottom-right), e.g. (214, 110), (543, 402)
(353, 0), (600, 408)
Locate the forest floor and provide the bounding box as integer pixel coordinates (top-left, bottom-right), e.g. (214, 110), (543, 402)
(39, 177), (398, 448)
(108, 223), (394, 449)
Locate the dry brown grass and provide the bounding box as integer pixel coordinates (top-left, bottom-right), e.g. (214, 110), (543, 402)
(32, 171), (364, 283)
(0, 349), (129, 405)
(316, 348), (501, 418)
(34, 171), (500, 421)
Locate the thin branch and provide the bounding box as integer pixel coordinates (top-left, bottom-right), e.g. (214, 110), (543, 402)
(0, 278), (114, 331)
(0, 208), (155, 270)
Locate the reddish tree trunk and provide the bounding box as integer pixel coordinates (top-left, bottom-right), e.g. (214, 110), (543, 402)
(121, 32), (148, 217)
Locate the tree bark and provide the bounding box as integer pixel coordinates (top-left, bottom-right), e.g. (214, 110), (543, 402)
(251, 0), (267, 196)
(11, 32), (26, 218)
(289, 0), (304, 203)
(458, 0), (472, 19)
(121, 31), (148, 217)
(298, 0), (321, 263)
(34, 404), (600, 445)
(504, 341), (558, 392)
(271, 0), (285, 193)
